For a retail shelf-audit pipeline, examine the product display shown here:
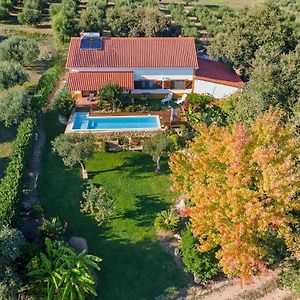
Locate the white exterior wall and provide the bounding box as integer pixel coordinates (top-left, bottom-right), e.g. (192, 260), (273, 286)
(70, 67), (194, 81)
(194, 80), (239, 99)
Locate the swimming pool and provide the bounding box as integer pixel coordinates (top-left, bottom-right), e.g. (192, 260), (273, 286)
(68, 112), (161, 132)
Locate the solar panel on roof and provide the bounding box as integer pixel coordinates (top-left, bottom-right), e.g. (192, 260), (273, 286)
(80, 37), (102, 50)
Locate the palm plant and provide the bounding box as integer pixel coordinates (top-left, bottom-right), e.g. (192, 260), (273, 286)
(154, 209), (180, 233)
(27, 238), (101, 300)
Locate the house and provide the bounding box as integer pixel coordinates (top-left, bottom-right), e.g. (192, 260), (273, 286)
(66, 32), (243, 104)
(194, 58), (244, 98)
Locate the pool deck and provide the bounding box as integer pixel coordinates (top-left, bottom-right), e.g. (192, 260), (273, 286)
(65, 109), (182, 133)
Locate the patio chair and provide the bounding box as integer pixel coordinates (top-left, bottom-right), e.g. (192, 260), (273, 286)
(161, 92), (173, 104)
(174, 93), (187, 105)
(87, 93), (95, 101)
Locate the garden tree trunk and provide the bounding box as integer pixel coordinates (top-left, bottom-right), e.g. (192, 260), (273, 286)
(80, 160), (88, 179)
(156, 156), (161, 173)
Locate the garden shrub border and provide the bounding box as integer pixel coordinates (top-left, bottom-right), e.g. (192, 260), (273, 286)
(0, 62), (62, 227)
(0, 118), (35, 225)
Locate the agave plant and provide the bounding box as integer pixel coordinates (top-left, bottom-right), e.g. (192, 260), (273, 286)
(27, 238), (101, 300)
(154, 209), (180, 233)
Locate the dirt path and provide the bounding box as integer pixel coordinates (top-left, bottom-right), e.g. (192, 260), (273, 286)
(22, 75), (65, 206)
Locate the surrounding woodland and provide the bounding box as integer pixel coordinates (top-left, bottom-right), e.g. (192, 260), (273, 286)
(0, 0), (300, 299)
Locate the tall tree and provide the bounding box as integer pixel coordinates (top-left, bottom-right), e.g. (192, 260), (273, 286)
(169, 108), (300, 282)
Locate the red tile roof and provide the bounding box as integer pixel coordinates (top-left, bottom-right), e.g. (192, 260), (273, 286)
(66, 72), (134, 91)
(195, 58), (244, 88)
(66, 37), (198, 68)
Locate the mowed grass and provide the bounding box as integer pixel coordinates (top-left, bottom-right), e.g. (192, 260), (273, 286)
(39, 112), (188, 300)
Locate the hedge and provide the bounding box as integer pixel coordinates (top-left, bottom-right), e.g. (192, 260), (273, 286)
(0, 62), (61, 226)
(0, 118), (35, 226)
(31, 63), (61, 113)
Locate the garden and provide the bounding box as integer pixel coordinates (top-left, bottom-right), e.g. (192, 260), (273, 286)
(38, 111), (189, 299)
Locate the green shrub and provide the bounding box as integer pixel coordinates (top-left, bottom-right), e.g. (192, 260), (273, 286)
(53, 88), (74, 116)
(98, 141), (108, 152)
(32, 63), (61, 113)
(81, 181), (115, 225)
(0, 227), (25, 269)
(0, 118), (35, 226)
(39, 217), (67, 240)
(0, 227), (24, 300)
(154, 209), (179, 233)
(179, 225), (220, 283)
(31, 203), (44, 219)
(279, 258), (300, 296)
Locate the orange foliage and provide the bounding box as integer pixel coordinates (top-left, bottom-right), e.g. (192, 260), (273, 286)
(169, 108), (300, 283)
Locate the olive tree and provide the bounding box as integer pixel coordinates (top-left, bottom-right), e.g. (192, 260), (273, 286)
(0, 0), (13, 19)
(0, 37), (40, 66)
(81, 181), (115, 225)
(143, 131), (172, 172)
(18, 0), (42, 26)
(51, 133), (96, 177)
(0, 62), (29, 89)
(0, 86), (31, 127)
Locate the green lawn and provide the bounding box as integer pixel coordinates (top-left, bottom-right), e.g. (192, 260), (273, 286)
(39, 112), (188, 300)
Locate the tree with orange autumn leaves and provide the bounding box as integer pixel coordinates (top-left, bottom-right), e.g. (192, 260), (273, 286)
(169, 108), (300, 283)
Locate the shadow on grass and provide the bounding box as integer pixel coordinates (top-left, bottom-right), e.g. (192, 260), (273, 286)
(91, 233), (189, 300)
(0, 124), (17, 143)
(122, 194), (169, 228)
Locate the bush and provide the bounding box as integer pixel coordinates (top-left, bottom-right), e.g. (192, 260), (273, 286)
(18, 0), (42, 26)
(0, 61), (29, 89)
(81, 181), (115, 225)
(32, 63), (61, 113)
(97, 141), (108, 152)
(279, 259), (300, 296)
(0, 118), (35, 226)
(0, 267), (21, 300)
(0, 227), (25, 300)
(0, 227), (25, 268)
(0, 86), (31, 127)
(39, 217), (67, 240)
(179, 225), (220, 282)
(0, 37), (40, 65)
(30, 203), (44, 219)
(154, 209), (179, 233)
(53, 88), (74, 116)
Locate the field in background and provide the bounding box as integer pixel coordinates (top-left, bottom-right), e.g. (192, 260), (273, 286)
(190, 0), (259, 10)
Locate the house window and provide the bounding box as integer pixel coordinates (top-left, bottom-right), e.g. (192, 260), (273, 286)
(171, 80), (186, 90)
(141, 80), (156, 89)
(82, 91), (97, 97)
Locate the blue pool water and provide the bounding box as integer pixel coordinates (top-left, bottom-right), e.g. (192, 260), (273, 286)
(71, 112), (161, 131)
